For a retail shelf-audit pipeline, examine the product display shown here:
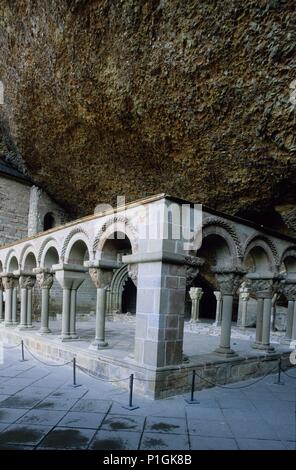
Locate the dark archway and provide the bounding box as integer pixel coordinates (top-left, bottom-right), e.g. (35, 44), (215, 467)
(44, 212), (56, 231)
(122, 277), (137, 314)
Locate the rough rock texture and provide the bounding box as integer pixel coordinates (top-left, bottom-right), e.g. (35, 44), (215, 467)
(0, 0), (295, 227)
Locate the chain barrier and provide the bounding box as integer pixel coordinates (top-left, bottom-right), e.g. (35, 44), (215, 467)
(76, 363), (130, 383)
(23, 343), (73, 367)
(1, 342), (22, 350)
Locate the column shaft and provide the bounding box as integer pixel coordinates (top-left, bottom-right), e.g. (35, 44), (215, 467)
(27, 289), (33, 328)
(261, 297), (274, 350)
(12, 287), (18, 325)
(0, 290), (4, 322)
(291, 301), (296, 341)
(91, 288), (108, 348)
(61, 288), (71, 341)
(286, 300), (294, 339)
(215, 294), (236, 356)
(40, 288), (51, 334)
(69, 289), (78, 339)
(19, 288), (28, 328)
(253, 298), (264, 347)
(4, 288), (13, 326)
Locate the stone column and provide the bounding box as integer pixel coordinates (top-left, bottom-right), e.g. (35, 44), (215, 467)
(12, 278), (19, 325)
(248, 276), (276, 352)
(213, 291), (222, 326)
(18, 274), (36, 329)
(53, 263), (86, 341)
(2, 275), (16, 327)
(123, 253), (203, 368)
(240, 290), (250, 328)
(281, 281), (296, 342)
(189, 287), (203, 322)
(35, 269), (54, 334)
(0, 278), (4, 323)
(88, 266), (114, 349)
(213, 267), (245, 357)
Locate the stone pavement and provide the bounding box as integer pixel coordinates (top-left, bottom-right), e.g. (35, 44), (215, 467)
(0, 346), (295, 450)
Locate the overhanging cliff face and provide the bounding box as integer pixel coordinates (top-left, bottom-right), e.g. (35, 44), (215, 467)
(0, 0), (295, 228)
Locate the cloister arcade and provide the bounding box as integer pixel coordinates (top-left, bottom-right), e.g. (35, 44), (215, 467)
(0, 194), (295, 398)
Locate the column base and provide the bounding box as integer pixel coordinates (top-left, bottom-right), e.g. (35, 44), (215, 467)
(26, 325), (35, 330)
(252, 342), (275, 353)
(18, 324), (27, 330)
(4, 322), (14, 327)
(214, 346), (238, 358)
(89, 339), (109, 350)
(61, 334), (79, 342)
(38, 327), (52, 335)
(213, 322), (221, 327)
(12, 322), (19, 326)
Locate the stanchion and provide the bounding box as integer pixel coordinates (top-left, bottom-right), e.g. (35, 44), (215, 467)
(122, 374), (139, 410)
(70, 357), (81, 388)
(185, 370), (200, 404)
(19, 340), (27, 362)
(274, 357), (284, 385)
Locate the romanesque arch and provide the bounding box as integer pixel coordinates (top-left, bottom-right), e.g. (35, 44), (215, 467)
(20, 244), (37, 270)
(38, 237), (60, 267)
(280, 246), (296, 274)
(5, 249), (19, 272)
(61, 227), (91, 263)
(93, 216), (138, 256)
(243, 235), (279, 272)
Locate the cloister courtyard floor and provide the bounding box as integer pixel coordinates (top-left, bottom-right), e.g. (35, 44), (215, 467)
(0, 346), (295, 450)
(0, 316), (291, 360)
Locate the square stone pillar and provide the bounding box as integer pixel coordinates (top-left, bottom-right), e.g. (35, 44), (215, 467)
(52, 263), (87, 341)
(123, 253), (202, 368)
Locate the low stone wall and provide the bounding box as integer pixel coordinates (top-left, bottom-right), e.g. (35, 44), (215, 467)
(0, 326), (293, 399)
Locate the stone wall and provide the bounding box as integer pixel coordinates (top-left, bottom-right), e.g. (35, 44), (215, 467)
(28, 185), (69, 236)
(0, 175), (31, 245)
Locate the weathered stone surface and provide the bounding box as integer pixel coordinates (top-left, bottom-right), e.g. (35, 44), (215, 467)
(0, 0), (295, 224)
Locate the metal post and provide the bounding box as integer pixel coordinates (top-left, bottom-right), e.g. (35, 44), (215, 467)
(20, 340), (27, 362)
(122, 373), (139, 410)
(185, 370), (200, 404)
(70, 356), (81, 388)
(274, 357), (284, 385)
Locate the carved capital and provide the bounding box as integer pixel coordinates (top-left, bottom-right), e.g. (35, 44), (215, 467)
(214, 291), (222, 302)
(89, 268), (112, 289)
(281, 282), (296, 301)
(19, 275), (36, 290)
(2, 275), (18, 290)
(213, 266), (246, 296)
(189, 287), (203, 301)
(248, 278), (275, 299)
(185, 256), (204, 286)
(127, 264), (138, 287)
(36, 272), (54, 289)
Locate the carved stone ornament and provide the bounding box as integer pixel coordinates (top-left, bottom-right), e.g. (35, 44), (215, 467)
(2, 275), (17, 290)
(248, 278), (275, 299)
(127, 263), (138, 287)
(189, 287), (203, 301)
(89, 268), (113, 289)
(281, 281), (296, 302)
(185, 256), (204, 286)
(36, 272), (54, 289)
(212, 266), (246, 296)
(19, 275), (36, 290)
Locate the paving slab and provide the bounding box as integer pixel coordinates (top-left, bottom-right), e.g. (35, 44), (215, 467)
(190, 436), (239, 450)
(101, 414), (145, 433)
(72, 398), (112, 413)
(16, 409), (66, 426)
(89, 430), (140, 450)
(0, 407), (28, 424)
(0, 424), (52, 446)
(35, 397), (79, 411)
(58, 411), (105, 429)
(237, 438), (286, 450)
(188, 419), (233, 438)
(144, 416), (186, 435)
(37, 427), (95, 449)
(141, 433), (189, 450)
